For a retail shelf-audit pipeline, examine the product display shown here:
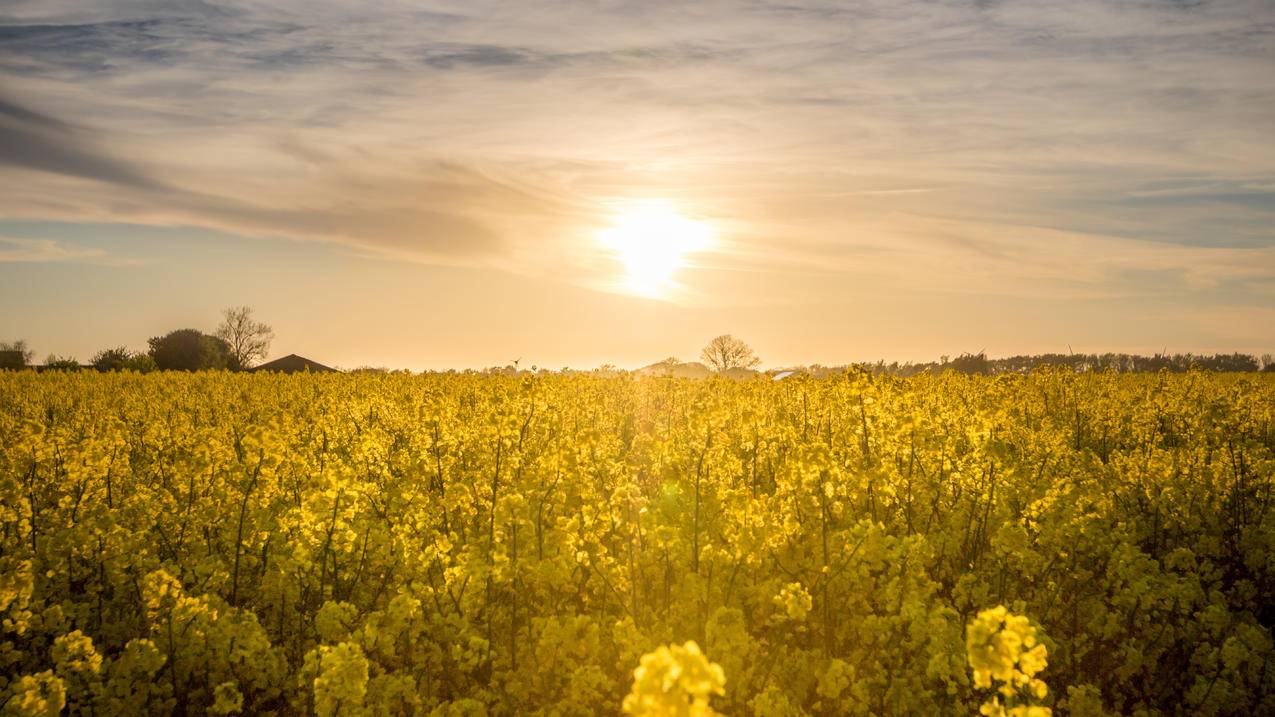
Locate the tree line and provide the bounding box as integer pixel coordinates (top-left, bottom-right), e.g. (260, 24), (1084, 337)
(0, 307), (273, 372)
(802, 350), (1275, 377)
(3, 326), (1272, 375)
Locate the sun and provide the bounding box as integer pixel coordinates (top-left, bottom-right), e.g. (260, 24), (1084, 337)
(597, 200), (712, 298)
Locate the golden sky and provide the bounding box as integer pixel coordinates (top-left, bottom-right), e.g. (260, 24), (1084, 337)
(1, 1), (1273, 369)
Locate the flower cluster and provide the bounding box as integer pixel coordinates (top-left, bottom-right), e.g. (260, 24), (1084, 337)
(622, 641), (726, 716)
(773, 582), (812, 622)
(966, 606), (1050, 717)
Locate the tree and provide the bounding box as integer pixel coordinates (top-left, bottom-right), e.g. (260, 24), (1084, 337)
(948, 352), (989, 375)
(122, 354), (158, 373)
(700, 335), (760, 373)
(43, 354), (80, 371)
(0, 339), (34, 369)
(148, 329), (234, 371)
(91, 347), (156, 372)
(92, 346), (133, 371)
(215, 306), (274, 369)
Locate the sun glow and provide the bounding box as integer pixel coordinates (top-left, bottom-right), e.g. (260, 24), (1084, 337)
(597, 200), (712, 298)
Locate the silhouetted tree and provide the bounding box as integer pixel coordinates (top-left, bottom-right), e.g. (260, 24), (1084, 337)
(1204, 353), (1260, 372)
(91, 347), (156, 372)
(948, 352), (989, 375)
(91, 346), (132, 371)
(215, 306), (274, 369)
(122, 354), (158, 373)
(700, 335), (760, 372)
(0, 339), (34, 369)
(43, 354), (80, 371)
(148, 329), (235, 371)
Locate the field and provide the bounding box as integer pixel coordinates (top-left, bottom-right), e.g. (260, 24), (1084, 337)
(1, 370), (1272, 716)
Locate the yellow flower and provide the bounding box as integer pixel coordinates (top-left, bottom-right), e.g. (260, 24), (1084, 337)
(773, 582), (813, 622)
(622, 641), (726, 716)
(3, 671), (66, 717)
(967, 606), (1051, 716)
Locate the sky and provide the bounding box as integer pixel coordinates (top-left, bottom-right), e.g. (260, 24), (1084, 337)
(1, 0), (1273, 370)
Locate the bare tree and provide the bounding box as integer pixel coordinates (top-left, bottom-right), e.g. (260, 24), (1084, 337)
(215, 306), (274, 369)
(700, 335), (760, 372)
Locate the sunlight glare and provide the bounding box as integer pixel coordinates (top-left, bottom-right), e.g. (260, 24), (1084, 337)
(597, 200), (712, 298)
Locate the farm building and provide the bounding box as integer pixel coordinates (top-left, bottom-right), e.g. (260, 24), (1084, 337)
(252, 354), (336, 374)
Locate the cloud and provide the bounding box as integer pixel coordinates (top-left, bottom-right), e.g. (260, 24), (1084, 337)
(0, 0), (1271, 303)
(0, 235), (142, 265)
(0, 95), (168, 190)
(0, 91), (569, 264)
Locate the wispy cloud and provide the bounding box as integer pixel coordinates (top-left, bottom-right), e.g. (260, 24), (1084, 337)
(0, 0), (1272, 304)
(0, 235), (142, 265)
(0, 95), (168, 190)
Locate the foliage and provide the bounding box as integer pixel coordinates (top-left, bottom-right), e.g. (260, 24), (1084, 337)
(147, 329), (235, 371)
(40, 355), (80, 371)
(121, 354), (158, 373)
(948, 352), (990, 375)
(794, 352), (1275, 378)
(91, 348), (155, 373)
(0, 340), (35, 369)
(0, 369), (1272, 715)
(90, 347), (133, 372)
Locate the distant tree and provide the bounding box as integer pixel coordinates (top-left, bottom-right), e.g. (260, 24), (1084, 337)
(948, 352), (989, 375)
(1263, 354), (1275, 372)
(92, 347), (156, 372)
(43, 354), (80, 371)
(92, 346), (133, 371)
(148, 329), (235, 371)
(215, 306), (274, 369)
(122, 354), (158, 373)
(0, 339), (34, 369)
(1199, 353), (1260, 372)
(700, 335), (760, 373)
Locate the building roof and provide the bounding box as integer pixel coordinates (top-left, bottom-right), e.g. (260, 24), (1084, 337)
(252, 354), (336, 373)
